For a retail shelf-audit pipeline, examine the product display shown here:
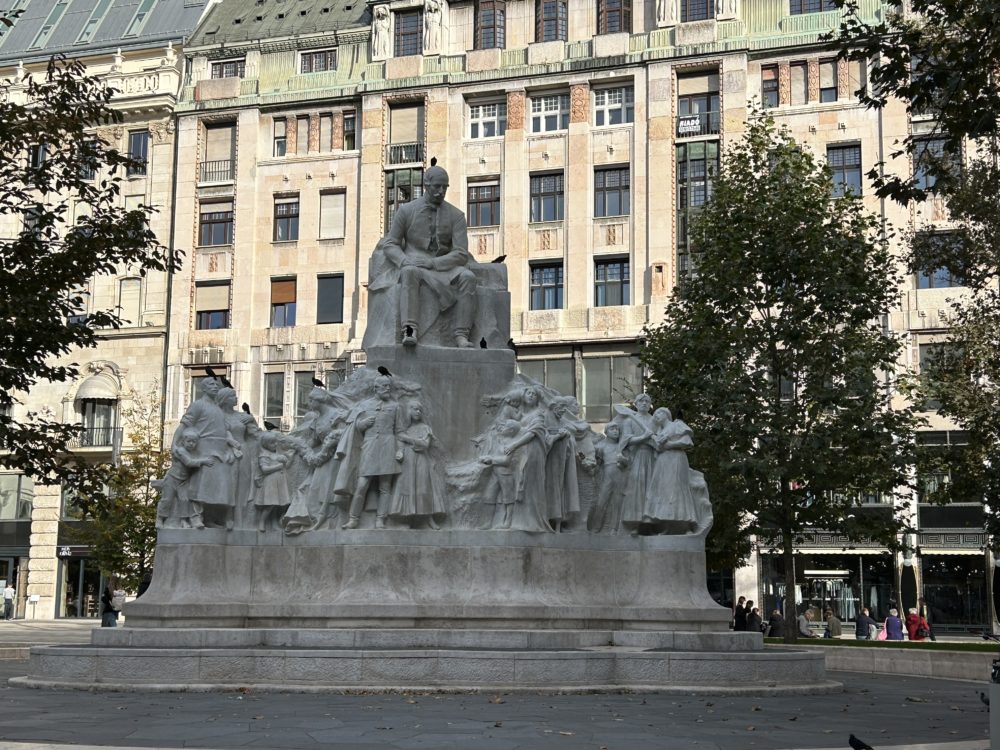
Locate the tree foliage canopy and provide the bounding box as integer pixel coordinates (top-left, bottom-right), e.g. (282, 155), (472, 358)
(641, 117), (920, 610)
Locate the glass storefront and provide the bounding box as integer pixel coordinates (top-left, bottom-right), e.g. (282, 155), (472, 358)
(760, 552), (896, 623)
(706, 569), (734, 608)
(57, 557), (108, 619)
(921, 554), (988, 630)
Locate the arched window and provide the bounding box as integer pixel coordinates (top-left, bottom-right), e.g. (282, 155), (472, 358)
(535, 0), (567, 42)
(75, 372), (120, 448)
(475, 0), (505, 49)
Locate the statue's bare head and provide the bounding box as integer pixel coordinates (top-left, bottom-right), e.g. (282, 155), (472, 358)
(423, 161), (449, 207)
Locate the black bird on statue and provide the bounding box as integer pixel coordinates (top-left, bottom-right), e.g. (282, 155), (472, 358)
(377, 366), (392, 377)
(849, 734), (875, 750)
(480, 337), (487, 349)
(220, 375), (233, 389)
(205, 366), (218, 379)
(311, 377), (325, 388)
(263, 420), (278, 431)
(506, 338), (516, 352)
(491, 255), (507, 264)
(241, 403), (251, 415)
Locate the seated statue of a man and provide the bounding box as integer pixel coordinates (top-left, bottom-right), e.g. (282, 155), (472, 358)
(368, 164), (477, 348)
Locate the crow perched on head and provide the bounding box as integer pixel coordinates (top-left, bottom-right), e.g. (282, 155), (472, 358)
(241, 403), (251, 414)
(205, 366), (218, 379)
(220, 375), (233, 389)
(849, 734), (874, 750)
(263, 420), (278, 431)
(506, 338), (516, 352)
(311, 377), (325, 388)
(377, 366), (392, 377)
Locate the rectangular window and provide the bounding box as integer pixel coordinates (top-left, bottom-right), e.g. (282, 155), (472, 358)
(0, 474), (34, 521)
(317, 274), (345, 324)
(79, 140), (97, 180)
(790, 62), (808, 105)
(919, 343), (946, 411)
(273, 196), (300, 241)
(126, 130), (149, 177)
(385, 168), (423, 229)
(300, 49), (337, 74)
(677, 85), (720, 138)
(530, 93), (570, 133)
(469, 101), (507, 139)
(581, 354), (641, 422)
(28, 143), (47, 169)
(917, 266), (961, 289)
(394, 10), (423, 56)
(118, 277), (141, 326)
(264, 372), (284, 423)
(343, 111), (357, 150)
(476, 0), (506, 49)
(789, 0), (836, 13)
(819, 59), (838, 103)
(210, 59), (246, 79)
(913, 137), (950, 192)
(529, 172), (564, 222)
(676, 141), (720, 278)
(762, 65), (779, 108)
(270, 278), (297, 327)
(294, 371), (314, 421)
(536, 0), (568, 41)
(319, 190), (346, 239)
(597, 0), (631, 33)
(517, 357), (574, 397)
(594, 86), (634, 126)
(827, 144), (862, 198)
(199, 200), (234, 246)
(680, 0), (714, 22)
(201, 123), (235, 182)
(319, 114), (333, 151)
(594, 166), (630, 217)
(467, 180), (501, 227)
(273, 119), (287, 157)
(529, 262), (564, 310)
(848, 58), (867, 100)
(594, 257), (630, 306)
(195, 281), (230, 330)
(296, 116), (309, 155)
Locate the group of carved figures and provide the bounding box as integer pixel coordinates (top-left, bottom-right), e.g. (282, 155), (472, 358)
(155, 371), (712, 537)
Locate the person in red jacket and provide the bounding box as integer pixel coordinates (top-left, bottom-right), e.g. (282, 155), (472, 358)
(906, 607), (930, 641)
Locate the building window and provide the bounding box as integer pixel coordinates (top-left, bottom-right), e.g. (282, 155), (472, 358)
(317, 274), (345, 324)
(388, 105), (424, 164)
(790, 61), (808, 105)
(30, 0), (69, 48)
(319, 190), (346, 239)
(918, 344), (948, 411)
(80, 398), (117, 447)
(677, 82), (720, 138)
(680, 0), (714, 22)
(264, 372), (284, 423)
(581, 354), (642, 422)
(529, 172), (564, 222)
(118, 277), (141, 326)
(211, 59), (246, 79)
(789, 0), (836, 13)
(535, 0), (568, 41)
(294, 371), (314, 422)
(594, 166), (630, 217)
(385, 168), (423, 229)
(126, 130), (149, 177)
(529, 262), (564, 310)
(270, 278), (297, 327)
(597, 0), (631, 33)
(79, 140), (97, 180)
(343, 111), (357, 150)
(28, 143), (47, 170)
(594, 86), (634, 126)
(300, 49), (337, 73)
(828, 144), (862, 198)
(394, 10), (423, 56)
(917, 266), (961, 289)
(199, 201), (233, 246)
(0, 474), (34, 521)
(195, 281), (230, 330)
(468, 180), (501, 227)
(469, 101), (507, 139)
(320, 114), (333, 151)
(913, 137), (950, 192)
(476, 0), (506, 49)
(517, 357), (574, 397)
(676, 140), (720, 276)
(762, 65), (779, 108)
(273, 196), (300, 241)
(273, 119), (287, 157)
(76, 0), (112, 43)
(201, 122), (235, 182)
(594, 257), (630, 306)
(530, 93), (570, 133)
(819, 59), (838, 103)
(296, 116), (309, 155)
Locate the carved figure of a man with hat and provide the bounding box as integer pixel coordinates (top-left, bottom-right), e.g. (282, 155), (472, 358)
(368, 160), (477, 348)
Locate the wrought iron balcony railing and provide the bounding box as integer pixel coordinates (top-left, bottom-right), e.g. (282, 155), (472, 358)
(199, 159), (235, 183)
(676, 111), (720, 138)
(386, 142), (424, 165)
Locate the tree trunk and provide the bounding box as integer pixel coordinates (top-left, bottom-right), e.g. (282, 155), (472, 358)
(782, 528), (798, 644)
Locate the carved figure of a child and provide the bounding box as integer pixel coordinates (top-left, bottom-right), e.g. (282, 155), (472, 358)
(478, 419), (523, 529)
(154, 428), (215, 529)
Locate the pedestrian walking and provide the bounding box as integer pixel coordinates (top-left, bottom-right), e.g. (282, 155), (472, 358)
(2, 581), (14, 620)
(100, 586), (119, 628)
(906, 607), (930, 641)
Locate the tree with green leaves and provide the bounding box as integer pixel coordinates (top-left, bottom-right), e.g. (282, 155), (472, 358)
(0, 54), (178, 501)
(833, 0), (1000, 537)
(641, 115), (921, 642)
(66, 387), (165, 592)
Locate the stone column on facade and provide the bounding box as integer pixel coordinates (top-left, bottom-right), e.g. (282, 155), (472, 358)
(354, 95), (389, 341)
(308, 113), (320, 154)
(332, 111), (345, 151)
(565, 83), (590, 311)
(25, 486), (60, 619)
(646, 63), (673, 288)
(807, 59), (820, 104)
(284, 115), (297, 155)
(503, 90), (527, 316)
(778, 61), (791, 106)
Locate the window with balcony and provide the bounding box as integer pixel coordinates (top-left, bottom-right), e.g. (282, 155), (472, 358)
(300, 49), (337, 73)
(126, 130), (149, 177)
(469, 101), (507, 139)
(789, 0), (836, 13)
(343, 111), (357, 150)
(468, 179), (501, 227)
(199, 201), (233, 246)
(388, 105), (424, 164)
(395, 10), (423, 56)
(264, 372), (284, 423)
(819, 59), (838, 103)
(762, 65), (779, 108)
(319, 190), (346, 239)
(273, 118), (287, 157)
(529, 262), (564, 310)
(594, 86), (634, 126)
(385, 168), (423, 229)
(79, 399), (117, 447)
(676, 73), (720, 138)
(517, 357), (574, 397)
(476, 0), (505, 49)
(273, 196), (300, 242)
(270, 278), (297, 327)
(529, 172), (564, 222)
(317, 274), (345, 324)
(676, 141), (719, 277)
(535, 0), (568, 41)
(594, 257), (630, 306)
(195, 281), (230, 330)
(530, 93), (570, 133)
(680, 0), (713, 22)
(201, 122), (235, 182)
(210, 59), (246, 79)
(581, 353), (641, 421)
(827, 144), (862, 198)
(594, 166), (630, 217)
(0, 474), (33, 521)
(597, 0), (631, 33)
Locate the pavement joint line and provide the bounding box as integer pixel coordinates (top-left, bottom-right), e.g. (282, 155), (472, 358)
(0, 742), (988, 750)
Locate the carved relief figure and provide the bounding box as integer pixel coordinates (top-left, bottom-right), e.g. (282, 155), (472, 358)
(504, 386), (554, 532)
(588, 422), (624, 533)
(615, 393), (656, 534)
(154, 429), (212, 529)
(645, 407), (698, 532)
(544, 397), (581, 532)
(251, 431), (292, 532)
(222, 390), (260, 529)
(657, 0), (676, 24)
(478, 419), (523, 530)
(389, 401), (445, 528)
(424, 0), (443, 52)
(372, 5), (391, 58)
(335, 375), (405, 529)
